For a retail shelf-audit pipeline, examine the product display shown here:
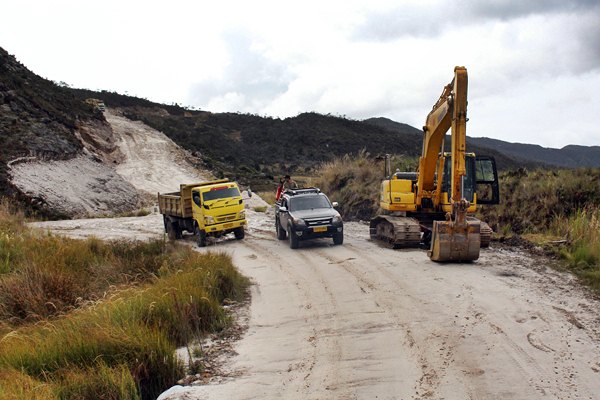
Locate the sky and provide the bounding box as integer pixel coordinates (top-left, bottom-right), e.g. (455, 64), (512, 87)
(2, 0), (599, 149)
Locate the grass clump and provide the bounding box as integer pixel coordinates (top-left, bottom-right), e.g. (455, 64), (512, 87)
(479, 168), (600, 234)
(253, 205), (268, 213)
(0, 368), (55, 400)
(256, 191), (276, 205)
(314, 150), (417, 220)
(551, 208), (600, 291)
(0, 202), (249, 399)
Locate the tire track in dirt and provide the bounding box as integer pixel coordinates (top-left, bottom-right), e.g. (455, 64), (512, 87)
(240, 239), (321, 397)
(313, 246), (451, 399)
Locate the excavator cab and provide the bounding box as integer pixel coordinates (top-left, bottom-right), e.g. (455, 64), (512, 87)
(440, 154), (499, 206)
(474, 156), (500, 205)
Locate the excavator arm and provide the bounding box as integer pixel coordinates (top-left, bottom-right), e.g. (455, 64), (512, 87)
(417, 66), (468, 205)
(421, 67), (480, 261)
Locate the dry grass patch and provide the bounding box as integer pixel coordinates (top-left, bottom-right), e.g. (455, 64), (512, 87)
(0, 203), (250, 399)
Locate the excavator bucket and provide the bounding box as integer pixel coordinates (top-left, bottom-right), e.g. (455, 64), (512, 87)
(428, 219), (481, 262)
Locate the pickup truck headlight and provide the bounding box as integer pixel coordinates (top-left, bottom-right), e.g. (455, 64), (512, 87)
(204, 216), (215, 225)
(294, 218), (307, 228)
(239, 211), (246, 219)
(332, 215), (343, 225)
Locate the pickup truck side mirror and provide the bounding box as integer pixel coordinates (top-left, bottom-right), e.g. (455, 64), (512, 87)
(332, 202), (339, 208)
(279, 206), (288, 213)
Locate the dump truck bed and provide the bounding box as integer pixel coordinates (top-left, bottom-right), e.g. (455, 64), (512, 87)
(158, 191), (189, 218)
(158, 179), (229, 218)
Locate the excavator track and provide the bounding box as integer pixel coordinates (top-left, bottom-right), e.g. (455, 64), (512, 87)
(466, 217), (492, 248)
(480, 221), (493, 248)
(370, 215), (421, 248)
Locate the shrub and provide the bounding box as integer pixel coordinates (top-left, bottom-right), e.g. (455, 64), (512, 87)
(313, 150), (418, 221)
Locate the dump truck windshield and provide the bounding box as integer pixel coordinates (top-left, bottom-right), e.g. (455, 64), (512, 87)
(202, 187), (241, 202)
(289, 196), (331, 211)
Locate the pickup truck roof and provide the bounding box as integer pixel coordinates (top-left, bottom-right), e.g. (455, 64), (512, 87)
(282, 187), (321, 197)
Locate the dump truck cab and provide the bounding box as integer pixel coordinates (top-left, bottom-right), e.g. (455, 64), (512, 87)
(158, 179), (247, 247)
(191, 182), (246, 241)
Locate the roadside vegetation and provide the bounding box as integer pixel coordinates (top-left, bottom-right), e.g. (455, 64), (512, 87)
(314, 150), (418, 220)
(479, 168), (600, 292)
(0, 202), (249, 400)
(314, 153), (600, 292)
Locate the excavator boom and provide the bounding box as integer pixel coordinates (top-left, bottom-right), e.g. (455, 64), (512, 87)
(426, 67), (480, 261)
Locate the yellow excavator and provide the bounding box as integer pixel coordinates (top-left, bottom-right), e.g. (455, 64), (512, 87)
(369, 66), (499, 261)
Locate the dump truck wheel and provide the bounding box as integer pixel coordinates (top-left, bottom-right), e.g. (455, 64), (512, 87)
(195, 226), (207, 247)
(234, 227), (245, 240)
(174, 224), (182, 240)
(166, 222), (177, 240)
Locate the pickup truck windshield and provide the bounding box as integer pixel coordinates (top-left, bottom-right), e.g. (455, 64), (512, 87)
(203, 187), (241, 202)
(289, 196), (331, 211)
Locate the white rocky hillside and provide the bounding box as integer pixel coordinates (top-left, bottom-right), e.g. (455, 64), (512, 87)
(9, 109), (213, 217)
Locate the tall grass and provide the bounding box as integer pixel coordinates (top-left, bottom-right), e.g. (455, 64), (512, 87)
(314, 150), (418, 220)
(551, 208), (600, 291)
(479, 168), (600, 234)
(0, 202), (249, 399)
(256, 191), (276, 205)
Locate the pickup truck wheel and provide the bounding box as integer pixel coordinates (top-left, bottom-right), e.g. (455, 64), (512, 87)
(333, 232), (344, 245)
(195, 226), (207, 247)
(234, 227), (245, 240)
(276, 219), (287, 240)
(289, 226), (299, 249)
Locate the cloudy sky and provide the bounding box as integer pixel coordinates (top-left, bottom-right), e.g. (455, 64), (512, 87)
(2, 0), (599, 148)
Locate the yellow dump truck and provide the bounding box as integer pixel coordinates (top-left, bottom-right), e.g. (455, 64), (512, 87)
(158, 179), (247, 247)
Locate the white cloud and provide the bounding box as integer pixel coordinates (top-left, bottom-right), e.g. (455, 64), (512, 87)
(1, 0), (598, 147)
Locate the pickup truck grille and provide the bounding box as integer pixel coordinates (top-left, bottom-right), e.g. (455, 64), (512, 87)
(216, 213), (238, 223)
(305, 217), (332, 226)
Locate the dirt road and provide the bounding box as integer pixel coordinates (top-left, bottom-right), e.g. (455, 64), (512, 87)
(27, 112), (600, 399)
(34, 213), (600, 400)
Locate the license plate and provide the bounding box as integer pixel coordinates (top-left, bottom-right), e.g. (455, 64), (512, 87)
(224, 223), (233, 228)
(313, 226), (327, 233)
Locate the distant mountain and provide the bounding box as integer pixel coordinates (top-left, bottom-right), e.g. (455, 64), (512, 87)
(363, 117), (422, 135)
(468, 137), (600, 168)
(363, 117), (541, 171)
(364, 117), (600, 169)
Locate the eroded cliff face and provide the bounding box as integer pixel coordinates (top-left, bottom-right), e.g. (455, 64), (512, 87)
(0, 46), (138, 217)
